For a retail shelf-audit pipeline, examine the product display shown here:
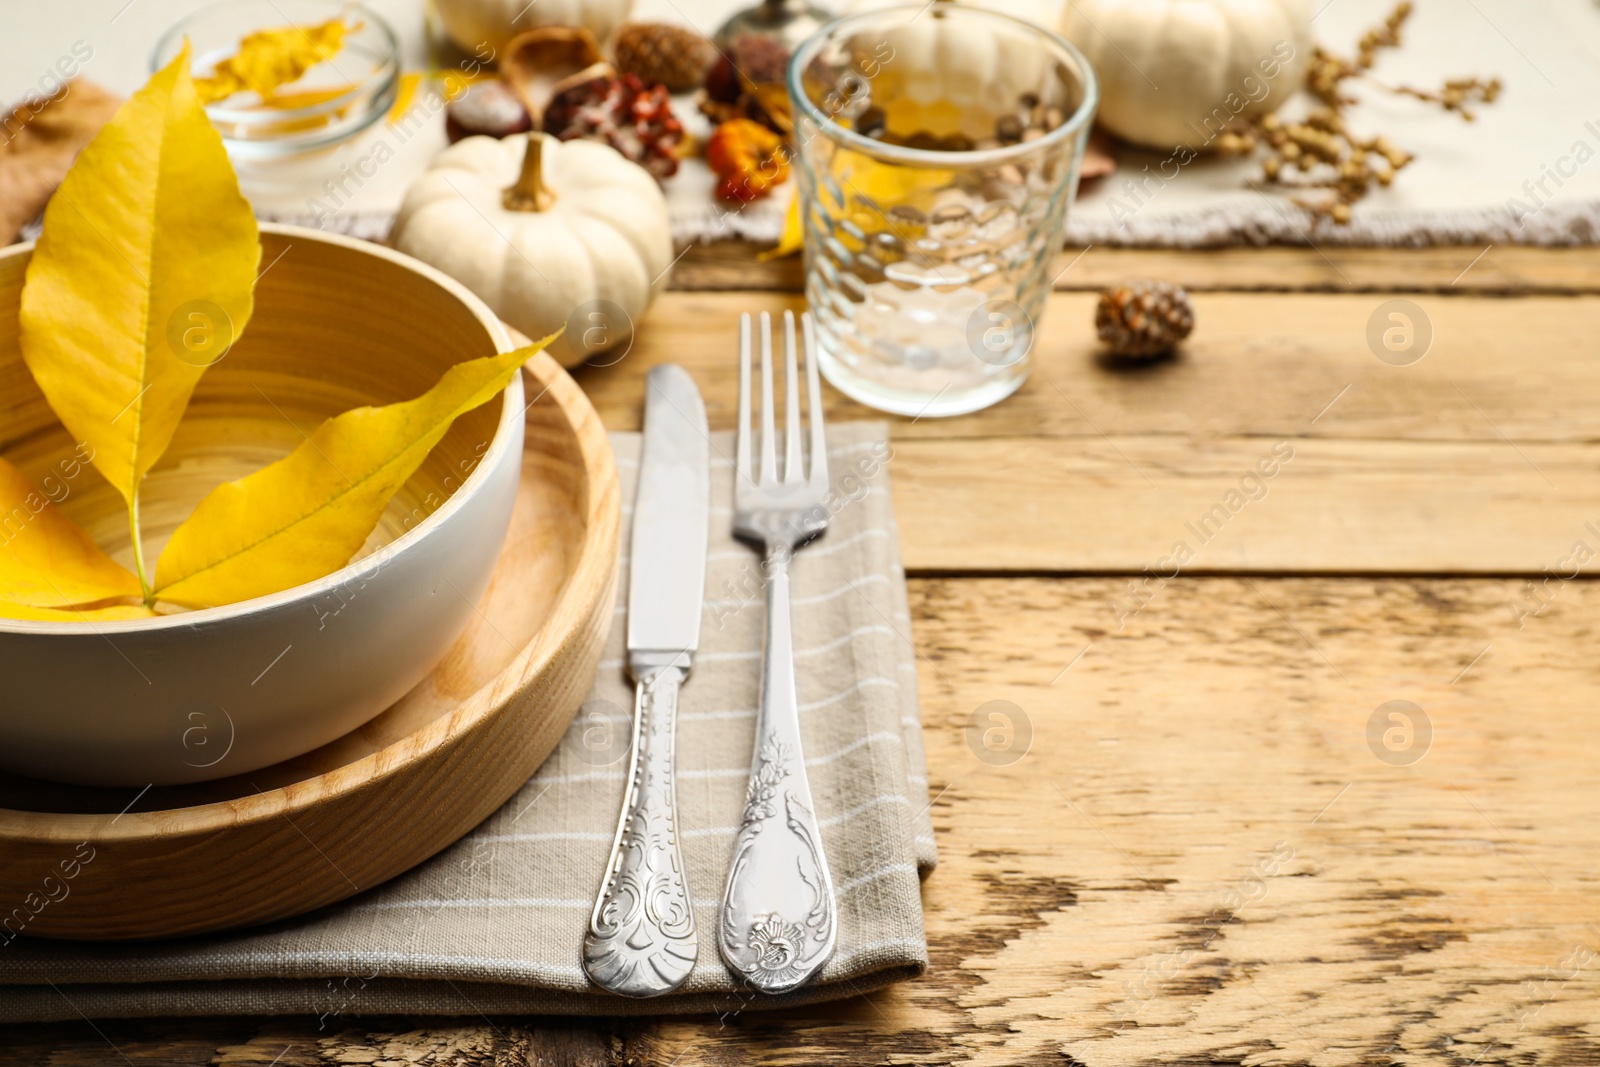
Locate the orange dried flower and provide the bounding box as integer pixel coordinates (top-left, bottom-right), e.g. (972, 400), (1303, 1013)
(706, 118), (789, 202)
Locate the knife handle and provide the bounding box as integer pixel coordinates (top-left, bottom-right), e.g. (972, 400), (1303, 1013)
(718, 555), (837, 993)
(583, 665), (698, 997)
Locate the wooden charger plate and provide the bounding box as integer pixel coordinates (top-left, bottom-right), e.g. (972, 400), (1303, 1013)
(0, 349), (620, 941)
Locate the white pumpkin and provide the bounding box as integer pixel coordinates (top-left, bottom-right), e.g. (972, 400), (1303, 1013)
(844, 0), (1056, 126)
(391, 133), (673, 365)
(1060, 0), (1312, 151)
(435, 0), (634, 58)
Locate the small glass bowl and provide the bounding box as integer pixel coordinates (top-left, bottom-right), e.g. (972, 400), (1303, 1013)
(152, 0), (399, 162)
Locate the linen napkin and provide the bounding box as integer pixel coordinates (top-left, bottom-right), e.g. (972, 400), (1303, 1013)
(0, 422), (936, 1022)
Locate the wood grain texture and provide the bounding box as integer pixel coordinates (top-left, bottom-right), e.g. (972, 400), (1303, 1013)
(890, 435), (1600, 574)
(0, 348), (620, 939)
(630, 575), (1600, 1067)
(4, 575), (1596, 1065)
(593, 291), (1600, 444)
(7, 241), (1593, 1061)
(668, 242), (1600, 294)
(582, 289), (1600, 575)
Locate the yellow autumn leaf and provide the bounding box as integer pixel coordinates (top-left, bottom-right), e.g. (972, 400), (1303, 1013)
(387, 71), (423, 121)
(193, 18), (351, 105)
(19, 42), (258, 598)
(0, 455), (141, 609)
(154, 338), (555, 608)
(0, 602), (157, 622)
(764, 149), (951, 263)
(761, 195), (804, 261)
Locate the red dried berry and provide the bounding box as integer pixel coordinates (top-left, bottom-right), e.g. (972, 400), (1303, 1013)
(543, 72), (684, 182)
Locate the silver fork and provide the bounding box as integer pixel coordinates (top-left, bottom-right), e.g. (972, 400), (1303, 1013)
(717, 309), (838, 994)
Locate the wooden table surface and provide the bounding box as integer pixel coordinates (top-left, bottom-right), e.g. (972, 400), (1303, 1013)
(9, 243), (1600, 1066)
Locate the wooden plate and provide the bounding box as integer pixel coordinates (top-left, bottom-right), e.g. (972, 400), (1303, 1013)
(0, 351), (619, 941)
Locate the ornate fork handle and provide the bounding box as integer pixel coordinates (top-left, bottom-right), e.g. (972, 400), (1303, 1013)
(719, 550), (837, 993)
(584, 664), (698, 997)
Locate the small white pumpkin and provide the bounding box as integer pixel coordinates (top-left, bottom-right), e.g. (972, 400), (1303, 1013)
(1060, 0), (1312, 151)
(844, 0), (1056, 126)
(435, 0), (634, 58)
(391, 133), (673, 365)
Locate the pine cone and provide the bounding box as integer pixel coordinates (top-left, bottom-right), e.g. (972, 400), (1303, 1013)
(614, 22), (715, 93)
(1095, 280), (1195, 357)
(543, 73), (684, 181)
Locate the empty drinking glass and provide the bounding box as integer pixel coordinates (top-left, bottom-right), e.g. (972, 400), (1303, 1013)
(786, 4), (1097, 416)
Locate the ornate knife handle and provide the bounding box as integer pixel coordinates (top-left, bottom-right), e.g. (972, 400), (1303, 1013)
(583, 664), (697, 997)
(719, 556), (837, 994)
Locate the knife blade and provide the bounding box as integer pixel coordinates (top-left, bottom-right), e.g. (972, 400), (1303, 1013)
(627, 364), (710, 672)
(582, 364), (708, 998)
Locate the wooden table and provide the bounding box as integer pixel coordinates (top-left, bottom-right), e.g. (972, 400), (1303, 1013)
(9, 243), (1600, 1066)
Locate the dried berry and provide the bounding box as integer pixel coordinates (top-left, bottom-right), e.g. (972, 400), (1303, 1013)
(1096, 280), (1195, 358)
(544, 72), (684, 181)
(614, 22), (716, 93)
(444, 79), (533, 143)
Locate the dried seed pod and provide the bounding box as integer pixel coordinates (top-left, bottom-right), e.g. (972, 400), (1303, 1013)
(502, 26), (608, 125)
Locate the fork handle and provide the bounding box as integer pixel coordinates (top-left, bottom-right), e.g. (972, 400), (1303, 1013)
(584, 665), (698, 997)
(718, 552), (837, 993)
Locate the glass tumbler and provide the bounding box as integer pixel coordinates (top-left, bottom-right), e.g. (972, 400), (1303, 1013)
(786, 5), (1097, 416)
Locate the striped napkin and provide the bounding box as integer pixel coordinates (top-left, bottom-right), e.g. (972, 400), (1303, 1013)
(0, 422), (935, 1021)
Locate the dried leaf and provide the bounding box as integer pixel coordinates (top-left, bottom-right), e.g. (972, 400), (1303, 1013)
(831, 151), (952, 243)
(386, 71), (423, 121)
(18, 42), (258, 595)
(0, 602), (157, 622)
(154, 338), (555, 608)
(761, 194), (804, 260)
(193, 17), (351, 105)
(0, 455), (140, 609)
(0, 79), (122, 245)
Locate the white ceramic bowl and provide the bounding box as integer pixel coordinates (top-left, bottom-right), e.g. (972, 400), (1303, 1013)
(0, 226), (525, 787)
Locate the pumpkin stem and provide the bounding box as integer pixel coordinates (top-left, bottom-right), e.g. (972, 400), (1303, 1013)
(504, 135), (556, 212)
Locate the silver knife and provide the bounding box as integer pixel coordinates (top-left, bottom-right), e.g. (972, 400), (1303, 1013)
(583, 364), (709, 998)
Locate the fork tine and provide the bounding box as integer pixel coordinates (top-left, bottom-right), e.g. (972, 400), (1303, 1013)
(737, 313), (753, 489)
(803, 312), (827, 488)
(782, 311), (803, 485)
(759, 311), (777, 486)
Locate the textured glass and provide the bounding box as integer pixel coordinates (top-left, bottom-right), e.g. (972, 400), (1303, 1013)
(787, 5), (1097, 416)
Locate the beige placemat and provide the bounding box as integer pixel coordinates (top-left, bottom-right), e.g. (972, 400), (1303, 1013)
(0, 422), (935, 1022)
